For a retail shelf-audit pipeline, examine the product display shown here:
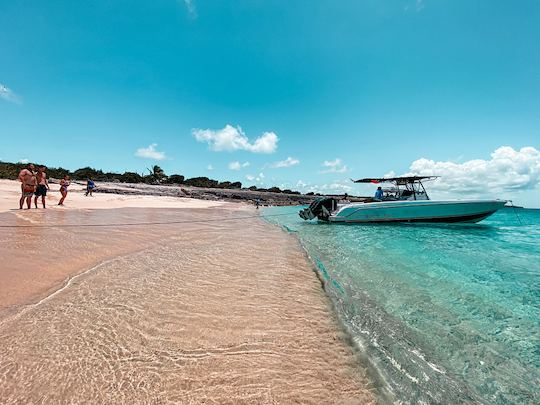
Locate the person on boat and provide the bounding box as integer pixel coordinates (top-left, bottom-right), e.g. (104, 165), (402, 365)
(18, 163), (36, 209)
(85, 177), (95, 196)
(374, 186), (384, 200)
(58, 175), (70, 206)
(34, 166), (50, 209)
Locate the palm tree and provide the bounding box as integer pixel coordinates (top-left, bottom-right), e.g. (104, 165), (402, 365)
(147, 165), (166, 184)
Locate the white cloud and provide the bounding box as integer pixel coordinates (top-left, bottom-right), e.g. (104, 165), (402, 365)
(193, 124), (278, 154)
(207, 164), (213, 171)
(318, 181), (353, 193)
(229, 162), (241, 170)
(228, 161), (250, 170)
(182, 0), (197, 18)
(245, 172), (265, 183)
(18, 158), (29, 164)
(0, 83), (21, 104)
(320, 158), (349, 174)
(293, 179), (352, 194)
(405, 146), (540, 197)
(135, 143), (167, 160)
(267, 157), (300, 168)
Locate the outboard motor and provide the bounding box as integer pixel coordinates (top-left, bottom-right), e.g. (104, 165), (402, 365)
(299, 198), (339, 221)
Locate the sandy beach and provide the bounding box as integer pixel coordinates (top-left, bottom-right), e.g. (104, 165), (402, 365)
(0, 179), (375, 403)
(0, 179), (228, 213)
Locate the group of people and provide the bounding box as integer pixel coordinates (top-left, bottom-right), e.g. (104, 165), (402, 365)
(17, 163), (95, 209)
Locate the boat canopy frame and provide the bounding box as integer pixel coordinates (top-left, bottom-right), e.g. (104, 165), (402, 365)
(352, 176), (439, 184)
(352, 176), (439, 201)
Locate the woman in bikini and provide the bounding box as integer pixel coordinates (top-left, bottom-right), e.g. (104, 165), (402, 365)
(58, 175), (70, 206)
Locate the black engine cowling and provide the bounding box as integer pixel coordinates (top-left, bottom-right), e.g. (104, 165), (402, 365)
(299, 198), (338, 221)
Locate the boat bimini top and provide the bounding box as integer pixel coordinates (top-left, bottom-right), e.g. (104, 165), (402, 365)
(353, 176), (439, 201)
(352, 175), (439, 185)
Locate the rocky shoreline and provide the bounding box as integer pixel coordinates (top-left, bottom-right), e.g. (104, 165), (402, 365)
(78, 181), (319, 206)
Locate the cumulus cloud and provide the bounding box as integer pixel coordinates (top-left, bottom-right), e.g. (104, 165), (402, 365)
(0, 83), (21, 104)
(405, 146), (540, 196)
(293, 179), (352, 194)
(318, 181), (353, 193)
(193, 124), (278, 154)
(135, 143), (167, 160)
(207, 164), (213, 171)
(228, 161), (250, 170)
(19, 158), (29, 164)
(320, 158), (349, 174)
(245, 172), (265, 183)
(267, 157), (300, 169)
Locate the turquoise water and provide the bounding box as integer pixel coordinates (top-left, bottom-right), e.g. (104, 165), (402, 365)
(263, 207), (540, 404)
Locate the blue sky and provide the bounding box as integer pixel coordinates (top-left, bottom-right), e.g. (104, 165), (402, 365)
(1, 0), (539, 205)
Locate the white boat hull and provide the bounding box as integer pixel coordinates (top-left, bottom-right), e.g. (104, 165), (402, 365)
(329, 200), (507, 223)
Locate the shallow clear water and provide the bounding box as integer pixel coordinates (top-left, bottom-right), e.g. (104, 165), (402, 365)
(0, 208), (373, 403)
(264, 206), (540, 404)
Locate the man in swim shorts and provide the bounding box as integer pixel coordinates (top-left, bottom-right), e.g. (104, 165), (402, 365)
(18, 163), (36, 209)
(34, 166), (50, 208)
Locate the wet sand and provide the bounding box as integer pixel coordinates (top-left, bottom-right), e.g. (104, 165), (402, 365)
(0, 206), (375, 403)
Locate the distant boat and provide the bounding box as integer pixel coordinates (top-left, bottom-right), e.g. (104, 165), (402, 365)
(299, 176), (506, 223)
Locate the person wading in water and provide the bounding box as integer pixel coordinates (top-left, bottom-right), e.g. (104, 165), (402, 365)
(58, 175), (70, 206)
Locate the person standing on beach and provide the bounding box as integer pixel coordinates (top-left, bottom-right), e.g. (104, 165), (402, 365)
(34, 166), (50, 208)
(85, 177), (95, 196)
(58, 175), (70, 206)
(18, 163), (36, 209)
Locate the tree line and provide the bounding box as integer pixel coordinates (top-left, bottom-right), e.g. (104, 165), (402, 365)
(0, 161), (302, 194)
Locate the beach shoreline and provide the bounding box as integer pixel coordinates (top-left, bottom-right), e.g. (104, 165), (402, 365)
(0, 178), (320, 214)
(275, 222), (393, 403)
(0, 179), (230, 213)
(0, 185), (376, 403)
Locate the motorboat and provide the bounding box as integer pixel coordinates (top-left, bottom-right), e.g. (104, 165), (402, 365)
(299, 176), (507, 224)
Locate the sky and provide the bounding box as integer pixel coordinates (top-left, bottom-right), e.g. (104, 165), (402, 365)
(1, 0), (539, 206)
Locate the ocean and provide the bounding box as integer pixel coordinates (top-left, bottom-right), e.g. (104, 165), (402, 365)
(263, 206), (540, 404)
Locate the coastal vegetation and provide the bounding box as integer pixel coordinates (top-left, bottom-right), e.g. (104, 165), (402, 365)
(0, 160), (298, 194)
